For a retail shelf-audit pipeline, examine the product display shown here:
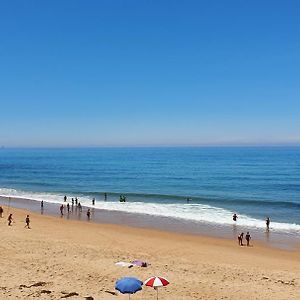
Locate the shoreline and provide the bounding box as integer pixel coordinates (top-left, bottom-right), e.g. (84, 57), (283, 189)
(1, 195), (299, 251)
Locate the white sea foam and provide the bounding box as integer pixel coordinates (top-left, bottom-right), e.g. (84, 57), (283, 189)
(0, 187), (299, 233)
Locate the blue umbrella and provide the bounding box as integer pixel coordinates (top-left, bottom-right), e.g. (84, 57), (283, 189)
(115, 277), (143, 299)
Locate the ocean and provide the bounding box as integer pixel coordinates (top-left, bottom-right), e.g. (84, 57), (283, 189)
(0, 147), (300, 236)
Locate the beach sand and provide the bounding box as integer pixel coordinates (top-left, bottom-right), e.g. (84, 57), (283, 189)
(0, 206), (299, 299)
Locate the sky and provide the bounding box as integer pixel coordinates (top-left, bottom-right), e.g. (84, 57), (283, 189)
(0, 0), (300, 147)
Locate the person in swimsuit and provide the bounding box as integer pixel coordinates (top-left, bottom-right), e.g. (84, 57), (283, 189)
(238, 232), (244, 246)
(87, 209), (91, 220)
(245, 232), (251, 246)
(25, 215), (30, 229)
(0, 206), (3, 218)
(60, 204), (64, 216)
(8, 214), (13, 226)
(233, 213), (238, 222)
(266, 217), (270, 230)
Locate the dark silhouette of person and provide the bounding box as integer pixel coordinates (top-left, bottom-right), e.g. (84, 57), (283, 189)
(104, 193), (107, 201)
(64, 195), (67, 202)
(233, 213), (238, 222)
(87, 209), (91, 220)
(78, 202), (82, 212)
(60, 205), (64, 216)
(0, 206), (3, 218)
(266, 217), (270, 230)
(8, 214), (13, 226)
(72, 198), (74, 206)
(238, 232), (244, 246)
(92, 198), (95, 205)
(41, 201), (44, 209)
(75, 198), (78, 206)
(25, 215), (30, 229)
(245, 232), (251, 246)
(67, 203), (70, 213)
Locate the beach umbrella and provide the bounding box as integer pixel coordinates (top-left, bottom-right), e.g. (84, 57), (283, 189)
(144, 276), (169, 300)
(115, 277), (143, 299)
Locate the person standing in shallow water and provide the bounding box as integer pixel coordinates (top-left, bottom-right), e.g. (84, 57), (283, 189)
(92, 198), (95, 205)
(67, 203), (70, 213)
(266, 217), (270, 230)
(245, 232), (251, 246)
(8, 214), (13, 226)
(87, 209), (91, 220)
(64, 195), (67, 202)
(233, 213), (238, 222)
(104, 193), (107, 201)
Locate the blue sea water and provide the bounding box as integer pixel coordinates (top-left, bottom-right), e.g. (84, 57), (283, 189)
(0, 147), (299, 233)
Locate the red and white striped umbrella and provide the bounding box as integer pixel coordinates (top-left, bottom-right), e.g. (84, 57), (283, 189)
(144, 277), (169, 299)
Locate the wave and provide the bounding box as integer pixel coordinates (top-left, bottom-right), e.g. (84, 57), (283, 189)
(0, 187), (300, 233)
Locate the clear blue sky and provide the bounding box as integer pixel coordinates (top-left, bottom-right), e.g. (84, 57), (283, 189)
(0, 1), (299, 147)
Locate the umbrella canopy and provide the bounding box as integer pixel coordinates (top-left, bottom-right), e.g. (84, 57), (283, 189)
(144, 276), (169, 300)
(144, 276), (169, 288)
(115, 277), (143, 296)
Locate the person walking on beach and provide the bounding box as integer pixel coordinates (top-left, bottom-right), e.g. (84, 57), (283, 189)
(25, 215), (30, 229)
(87, 209), (91, 220)
(266, 217), (270, 230)
(64, 195), (67, 202)
(238, 232), (244, 246)
(0, 206), (3, 218)
(60, 204), (64, 216)
(8, 213), (13, 226)
(233, 213), (238, 222)
(245, 232), (251, 246)
(92, 198), (95, 205)
(67, 203), (70, 213)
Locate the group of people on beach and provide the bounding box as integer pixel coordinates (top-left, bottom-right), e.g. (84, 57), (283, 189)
(0, 206), (31, 229)
(233, 213), (271, 247)
(59, 195), (92, 220)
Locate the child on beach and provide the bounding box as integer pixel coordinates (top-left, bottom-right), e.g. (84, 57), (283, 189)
(25, 215), (30, 229)
(8, 214), (13, 226)
(245, 232), (251, 246)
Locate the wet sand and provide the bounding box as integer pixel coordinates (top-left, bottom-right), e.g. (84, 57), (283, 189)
(0, 196), (299, 250)
(0, 203), (299, 299)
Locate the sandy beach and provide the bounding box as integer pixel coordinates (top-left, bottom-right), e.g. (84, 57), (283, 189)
(0, 206), (299, 299)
